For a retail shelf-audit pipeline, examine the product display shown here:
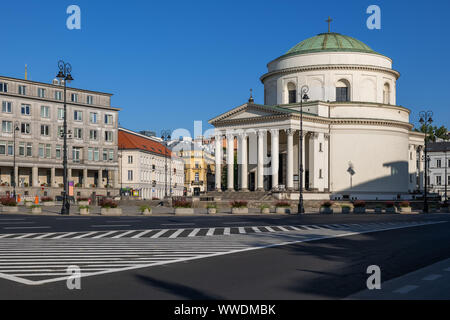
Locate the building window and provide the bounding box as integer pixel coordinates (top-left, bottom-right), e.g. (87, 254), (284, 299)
(105, 131), (113, 142)
(336, 80), (350, 102)
(56, 145), (62, 159)
(41, 106), (50, 118)
(89, 130), (98, 140)
(437, 159), (442, 168)
(128, 170), (133, 181)
(319, 169), (323, 179)
(319, 143), (323, 152)
(383, 83), (391, 105)
(57, 126), (64, 138)
(18, 85), (26, 95)
(19, 142), (25, 156)
(55, 91), (62, 101)
(71, 93), (78, 103)
(109, 150), (114, 161)
(38, 88), (46, 98)
(40, 125), (50, 136)
(287, 83), (296, 104)
(87, 95), (93, 104)
(0, 82), (8, 93)
(73, 147), (82, 163)
(21, 123), (31, 134)
(195, 172), (199, 182)
(90, 112), (98, 124)
(58, 108), (64, 120)
(94, 148), (99, 161)
(128, 156), (133, 164)
(74, 110), (83, 121)
(102, 149), (108, 161)
(436, 176), (442, 186)
(26, 143), (32, 157)
(2, 101), (12, 113)
(45, 144), (51, 158)
(21, 104), (31, 115)
(1, 121), (12, 133)
(104, 114), (113, 125)
(74, 128), (83, 139)
(39, 144), (44, 158)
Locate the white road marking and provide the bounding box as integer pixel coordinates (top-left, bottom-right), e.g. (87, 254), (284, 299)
(238, 227), (246, 234)
(252, 227), (261, 233)
(34, 233), (57, 240)
(150, 229), (169, 239)
(224, 228), (231, 236)
(265, 227), (276, 232)
(206, 228), (215, 236)
(132, 230), (153, 239)
(73, 232), (98, 239)
(169, 229), (185, 239)
(188, 229), (201, 237)
(393, 285), (419, 294)
(277, 226), (290, 232)
(14, 234), (36, 239)
(52, 232), (78, 240)
(112, 231), (136, 239)
(92, 231), (117, 239)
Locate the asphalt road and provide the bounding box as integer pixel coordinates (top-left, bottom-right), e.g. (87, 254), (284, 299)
(0, 213), (449, 299)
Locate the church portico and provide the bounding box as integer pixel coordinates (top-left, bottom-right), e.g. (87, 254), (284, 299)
(209, 27), (425, 201)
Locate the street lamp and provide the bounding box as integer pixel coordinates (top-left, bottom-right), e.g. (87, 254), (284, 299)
(56, 60), (74, 215)
(444, 133), (450, 206)
(298, 85), (310, 214)
(419, 111), (433, 213)
(161, 130), (171, 199)
(12, 121), (19, 200)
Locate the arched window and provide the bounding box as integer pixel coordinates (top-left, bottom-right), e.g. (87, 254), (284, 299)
(383, 83), (391, 104)
(336, 80), (350, 102)
(287, 83), (297, 104)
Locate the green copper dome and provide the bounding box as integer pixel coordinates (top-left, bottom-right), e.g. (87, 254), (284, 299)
(285, 33), (377, 57)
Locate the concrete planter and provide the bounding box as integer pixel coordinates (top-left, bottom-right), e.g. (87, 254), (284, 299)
(231, 207), (248, 214)
(100, 208), (122, 216)
(142, 209), (152, 216)
(261, 208), (271, 214)
(341, 207), (352, 214)
(320, 207), (333, 214)
(207, 208), (217, 214)
(79, 208), (90, 216)
(2, 206), (19, 213)
(78, 201), (89, 206)
(276, 207), (291, 214)
(399, 207), (412, 214)
(25, 202), (33, 208)
(175, 208), (195, 215)
(42, 202), (55, 207)
(374, 207), (383, 214)
(385, 207), (397, 214)
(31, 207), (42, 214)
(353, 207), (366, 214)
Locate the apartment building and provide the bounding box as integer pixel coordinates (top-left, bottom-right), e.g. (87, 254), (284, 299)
(118, 128), (184, 199)
(427, 141), (450, 200)
(0, 75), (120, 198)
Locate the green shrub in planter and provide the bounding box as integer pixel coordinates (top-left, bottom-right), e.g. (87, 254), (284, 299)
(0, 197), (17, 207)
(207, 204), (218, 214)
(173, 200), (193, 208)
(353, 201), (366, 214)
(140, 205), (152, 215)
(341, 205), (352, 214)
(320, 201), (334, 214)
(79, 205), (90, 215)
(31, 205), (42, 214)
(260, 204), (270, 214)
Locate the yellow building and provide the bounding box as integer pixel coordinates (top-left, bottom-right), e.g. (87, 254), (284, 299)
(169, 138), (215, 196)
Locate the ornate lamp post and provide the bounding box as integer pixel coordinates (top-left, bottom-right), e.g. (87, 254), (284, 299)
(298, 85), (310, 214)
(161, 130), (172, 199)
(56, 61), (74, 215)
(444, 133), (450, 206)
(419, 111), (433, 213)
(12, 121), (19, 199)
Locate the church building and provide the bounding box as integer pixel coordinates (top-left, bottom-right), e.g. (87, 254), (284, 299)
(209, 28), (425, 201)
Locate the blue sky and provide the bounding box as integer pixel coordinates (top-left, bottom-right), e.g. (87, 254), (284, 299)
(1, 0), (449, 136)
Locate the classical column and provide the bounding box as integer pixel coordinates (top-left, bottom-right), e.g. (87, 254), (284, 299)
(113, 169), (119, 189)
(308, 133), (319, 191)
(239, 133), (249, 191)
(215, 134), (222, 192)
(286, 129), (294, 191)
(418, 146), (424, 191)
(83, 168), (88, 188)
(324, 134), (330, 192)
(98, 169), (103, 188)
(257, 130), (265, 191)
(227, 134), (235, 191)
(51, 167), (57, 188)
(271, 129), (279, 190)
(32, 166), (39, 187)
(299, 132), (307, 190)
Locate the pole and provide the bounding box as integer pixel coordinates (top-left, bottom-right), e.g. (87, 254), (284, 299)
(298, 95), (304, 214)
(445, 150), (448, 205)
(424, 139), (429, 213)
(13, 123), (16, 200)
(61, 78), (70, 215)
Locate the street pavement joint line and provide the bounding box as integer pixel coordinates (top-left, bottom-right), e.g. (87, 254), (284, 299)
(1, 220), (445, 286)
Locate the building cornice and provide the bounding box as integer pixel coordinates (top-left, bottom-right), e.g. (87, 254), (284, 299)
(260, 64), (400, 83)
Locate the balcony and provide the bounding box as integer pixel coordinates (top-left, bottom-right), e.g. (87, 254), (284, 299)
(191, 181), (204, 186)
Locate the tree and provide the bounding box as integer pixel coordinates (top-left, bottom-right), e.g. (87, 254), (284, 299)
(414, 124), (449, 142)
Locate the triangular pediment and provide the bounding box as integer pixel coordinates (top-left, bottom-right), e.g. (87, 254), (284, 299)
(209, 104), (293, 125)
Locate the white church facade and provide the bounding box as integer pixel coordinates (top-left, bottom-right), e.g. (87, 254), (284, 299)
(209, 31), (425, 201)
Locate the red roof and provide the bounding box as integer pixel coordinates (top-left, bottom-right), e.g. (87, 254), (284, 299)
(118, 129), (172, 157)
